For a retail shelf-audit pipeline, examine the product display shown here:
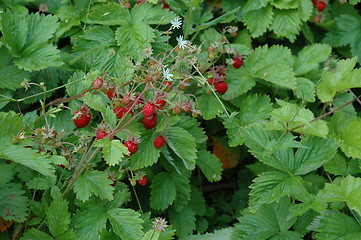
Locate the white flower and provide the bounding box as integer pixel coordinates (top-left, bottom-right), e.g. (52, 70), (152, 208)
(176, 35), (188, 49)
(170, 17), (182, 29)
(162, 67), (173, 81)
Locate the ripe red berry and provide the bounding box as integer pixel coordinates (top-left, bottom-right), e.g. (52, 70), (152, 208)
(124, 141), (138, 156)
(316, 1), (326, 11)
(233, 58), (243, 69)
(136, 0), (142, 4)
(155, 99), (166, 108)
(143, 103), (155, 118)
(96, 130), (108, 140)
(93, 78), (103, 89)
(108, 90), (115, 99)
(114, 107), (133, 118)
(208, 77), (216, 85)
(73, 110), (91, 128)
(142, 116), (157, 129)
(153, 136), (165, 148)
(214, 81), (228, 95)
(138, 176), (147, 186)
(162, 4), (170, 10)
(110, 179), (117, 186)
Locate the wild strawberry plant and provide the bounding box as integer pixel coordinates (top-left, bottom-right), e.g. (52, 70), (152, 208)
(1, 0), (361, 240)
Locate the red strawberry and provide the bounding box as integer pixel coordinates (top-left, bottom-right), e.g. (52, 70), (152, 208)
(155, 99), (166, 108)
(73, 108), (91, 128)
(153, 136), (165, 148)
(312, 0), (318, 5)
(108, 90), (115, 99)
(233, 58), (243, 69)
(136, 0), (142, 4)
(316, 1), (326, 11)
(208, 77), (216, 85)
(162, 4), (170, 10)
(96, 130), (108, 140)
(93, 78), (103, 89)
(114, 107), (133, 118)
(124, 141), (138, 156)
(214, 81), (228, 95)
(110, 179), (117, 186)
(143, 103), (155, 118)
(138, 176), (147, 186)
(142, 115), (157, 129)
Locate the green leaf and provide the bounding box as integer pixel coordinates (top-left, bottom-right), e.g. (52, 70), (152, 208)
(246, 45), (296, 89)
(169, 206), (196, 238)
(143, 230), (160, 240)
(222, 67), (256, 100)
(115, 22), (155, 62)
(298, 0), (313, 21)
(0, 65), (29, 90)
(317, 175), (361, 216)
(196, 150), (222, 182)
(27, 177), (55, 190)
(74, 205), (107, 240)
(96, 138), (128, 166)
(314, 212), (361, 240)
(130, 132), (161, 170)
(106, 208), (144, 240)
(131, 3), (176, 25)
(46, 198), (71, 238)
(249, 171), (304, 212)
(293, 136), (339, 175)
(316, 57), (361, 103)
(1, 11), (62, 71)
(323, 153), (347, 176)
(339, 118), (361, 159)
(0, 183), (28, 222)
(237, 198), (302, 240)
(73, 170), (114, 202)
(222, 114), (244, 147)
(172, 172), (191, 212)
(271, 0), (298, 9)
(189, 186), (206, 216)
(271, 9), (302, 42)
(0, 163), (15, 183)
(0, 111), (23, 145)
(0, 145), (55, 177)
(175, 116), (207, 144)
(66, 71), (88, 97)
(267, 100), (328, 137)
(84, 92), (105, 112)
(198, 93), (223, 120)
(87, 2), (129, 25)
(294, 44), (332, 75)
(323, 14), (361, 62)
(243, 5), (273, 38)
(150, 172), (177, 210)
(236, 94), (273, 125)
(181, 227), (235, 240)
(166, 127), (197, 170)
(21, 228), (53, 240)
(293, 77), (316, 102)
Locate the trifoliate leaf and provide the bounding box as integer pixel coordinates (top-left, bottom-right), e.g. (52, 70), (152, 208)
(267, 100), (328, 137)
(74, 205), (107, 240)
(294, 44), (332, 75)
(169, 206), (196, 238)
(73, 170), (114, 202)
(0, 145), (55, 177)
(106, 208), (144, 240)
(237, 198), (302, 239)
(115, 22), (155, 62)
(271, 9), (302, 42)
(246, 45), (296, 89)
(86, 2), (129, 25)
(130, 132), (161, 170)
(166, 127), (197, 170)
(198, 93), (224, 120)
(243, 4), (273, 38)
(314, 212), (361, 240)
(293, 77), (316, 102)
(316, 57), (361, 103)
(150, 172), (177, 210)
(339, 118), (361, 159)
(317, 175), (361, 216)
(237, 94), (273, 125)
(96, 138), (128, 166)
(323, 14), (361, 63)
(222, 67), (256, 100)
(46, 198), (71, 238)
(21, 228), (53, 240)
(293, 136), (339, 175)
(196, 150), (222, 182)
(249, 171), (305, 212)
(0, 183), (28, 222)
